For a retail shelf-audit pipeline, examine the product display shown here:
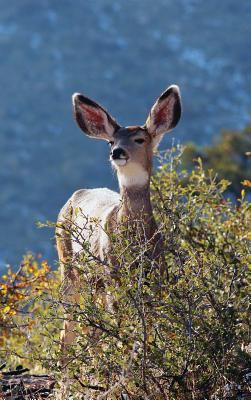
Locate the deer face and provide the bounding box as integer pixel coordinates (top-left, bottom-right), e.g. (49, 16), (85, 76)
(109, 126), (153, 187)
(109, 126), (152, 167)
(73, 85), (181, 187)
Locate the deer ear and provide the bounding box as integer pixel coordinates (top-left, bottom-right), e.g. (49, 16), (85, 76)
(72, 93), (119, 140)
(145, 85), (181, 149)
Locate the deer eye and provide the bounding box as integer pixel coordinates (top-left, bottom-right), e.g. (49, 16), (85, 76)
(135, 138), (145, 144)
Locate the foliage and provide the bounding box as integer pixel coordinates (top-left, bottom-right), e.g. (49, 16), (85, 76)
(181, 122), (251, 197)
(1, 149), (250, 399)
(0, 253), (60, 369)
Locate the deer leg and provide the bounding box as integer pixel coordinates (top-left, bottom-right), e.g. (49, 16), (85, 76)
(56, 230), (81, 400)
(56, 231), (81, 360)
(60, 265), (80, 355)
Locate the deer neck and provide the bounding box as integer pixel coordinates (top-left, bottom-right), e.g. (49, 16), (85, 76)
(120, 185), (152, 218)
(117, 167), (156, 237)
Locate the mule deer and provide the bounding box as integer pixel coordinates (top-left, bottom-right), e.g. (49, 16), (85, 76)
(56, 85), (181, 359)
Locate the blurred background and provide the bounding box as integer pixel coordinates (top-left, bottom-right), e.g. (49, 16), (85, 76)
(0, 0), (250, 270)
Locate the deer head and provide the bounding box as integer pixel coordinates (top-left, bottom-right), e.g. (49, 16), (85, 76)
(72, 85), (181, 188)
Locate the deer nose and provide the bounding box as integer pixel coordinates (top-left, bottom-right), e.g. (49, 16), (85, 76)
(111, 147), (127, 159)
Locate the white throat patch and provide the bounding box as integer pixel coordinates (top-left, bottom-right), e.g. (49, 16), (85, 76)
(116, 162), (149, 188)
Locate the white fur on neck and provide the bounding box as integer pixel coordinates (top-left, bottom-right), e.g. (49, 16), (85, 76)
(116, 161), (149, 188)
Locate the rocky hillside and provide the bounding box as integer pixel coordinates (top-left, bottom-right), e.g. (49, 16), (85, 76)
(0, 0), (250, 267)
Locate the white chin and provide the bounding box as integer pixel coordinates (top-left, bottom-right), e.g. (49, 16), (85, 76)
(112, 159), (127, 167)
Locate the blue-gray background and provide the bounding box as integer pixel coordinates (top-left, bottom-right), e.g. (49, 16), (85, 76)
(0, 0), (250, 270)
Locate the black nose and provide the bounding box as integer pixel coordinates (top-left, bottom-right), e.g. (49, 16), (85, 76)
(112, 147), (127, 159)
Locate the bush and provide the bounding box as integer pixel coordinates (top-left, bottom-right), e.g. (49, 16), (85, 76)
(181, 122), (251, 197)
(1, 148), (250, 399)
(0, 253), (60, 370)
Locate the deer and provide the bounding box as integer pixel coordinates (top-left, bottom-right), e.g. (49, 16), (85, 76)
(56, 85), (182, 377)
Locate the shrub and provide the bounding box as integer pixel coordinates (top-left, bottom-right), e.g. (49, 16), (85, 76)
(181, 122), (251, 197)
(0, 253), (60, 370)
(1, 148), (250, 399)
